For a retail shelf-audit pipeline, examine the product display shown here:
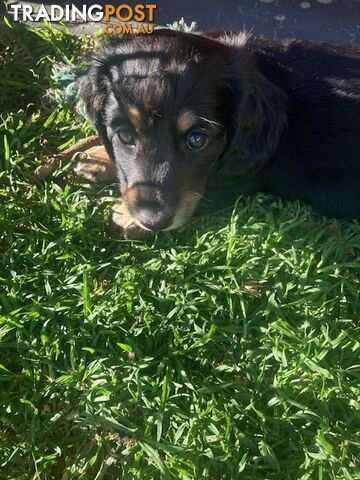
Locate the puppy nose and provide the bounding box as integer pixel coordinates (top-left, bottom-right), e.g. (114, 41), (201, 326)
(135, 200), (173, 231)
(126, 184), (175, 231)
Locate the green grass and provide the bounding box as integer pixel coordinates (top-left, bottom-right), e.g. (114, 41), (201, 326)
(1, 21), (360, 480)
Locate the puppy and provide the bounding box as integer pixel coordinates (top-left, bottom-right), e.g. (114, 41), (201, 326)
(77, 29), (360, 235)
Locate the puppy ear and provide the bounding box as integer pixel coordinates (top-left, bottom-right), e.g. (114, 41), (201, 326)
(219, 56), (288, 178)
(78, 65), (106, 125)
(77, 66), (114, 160)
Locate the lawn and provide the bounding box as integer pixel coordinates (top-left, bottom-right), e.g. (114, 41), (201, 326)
(0, 22), (360, 480)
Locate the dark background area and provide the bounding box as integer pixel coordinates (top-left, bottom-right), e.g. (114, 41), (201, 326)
(5, 0), (360, 44)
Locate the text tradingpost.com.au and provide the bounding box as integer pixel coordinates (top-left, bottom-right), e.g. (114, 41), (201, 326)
(9, 3), (157, 35)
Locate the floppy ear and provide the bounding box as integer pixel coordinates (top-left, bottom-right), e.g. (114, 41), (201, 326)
(218, 55), (288, 178)
(77, 66), (114, 161)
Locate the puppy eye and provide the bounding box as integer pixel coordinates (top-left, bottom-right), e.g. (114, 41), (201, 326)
(118, 127), (136, 146)
(186, 132), (208, 150)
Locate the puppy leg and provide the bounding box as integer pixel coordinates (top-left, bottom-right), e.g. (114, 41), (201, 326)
(74, 145), (118, 184)
(111, 198), (147, 240)
(34, 135), (101, 179)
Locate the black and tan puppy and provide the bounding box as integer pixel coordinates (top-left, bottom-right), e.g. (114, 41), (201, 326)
(76, 29), (360, 235)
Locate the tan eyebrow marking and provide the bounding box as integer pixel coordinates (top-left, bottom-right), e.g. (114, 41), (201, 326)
(127, 106), (142, 129)
(177, 110), (197, 133)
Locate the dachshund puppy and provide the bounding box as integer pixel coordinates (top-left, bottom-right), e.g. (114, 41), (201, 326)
(77, 29), (360, 235)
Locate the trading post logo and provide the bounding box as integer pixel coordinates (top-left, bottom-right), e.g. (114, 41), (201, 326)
(9, 3), (157, 35)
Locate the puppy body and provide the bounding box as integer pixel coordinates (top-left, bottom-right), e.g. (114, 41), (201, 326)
(79, 30), (360, 230)
(238, 36), (360, 218)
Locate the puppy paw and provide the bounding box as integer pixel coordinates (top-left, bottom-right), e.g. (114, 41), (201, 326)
(74, 147), (117, 184)
(111, 198), (147, 240)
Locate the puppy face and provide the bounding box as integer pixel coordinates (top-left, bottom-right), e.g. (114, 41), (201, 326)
(105, 75), (228, 231)
(80, 30), (287, 231)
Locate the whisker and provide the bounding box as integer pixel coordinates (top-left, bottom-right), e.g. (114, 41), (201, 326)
(183, 190), (213, 202)
(96, 182), (119, 196)
(197, 117), (224, 129)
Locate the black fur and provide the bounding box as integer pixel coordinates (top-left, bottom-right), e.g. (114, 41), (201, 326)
(79, 30), (360, 228)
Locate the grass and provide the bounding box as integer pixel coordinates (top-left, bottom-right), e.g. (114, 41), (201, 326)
(1, 21), (360, 480)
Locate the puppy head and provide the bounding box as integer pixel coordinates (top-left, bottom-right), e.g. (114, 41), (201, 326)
(79, 30), (287, 231)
